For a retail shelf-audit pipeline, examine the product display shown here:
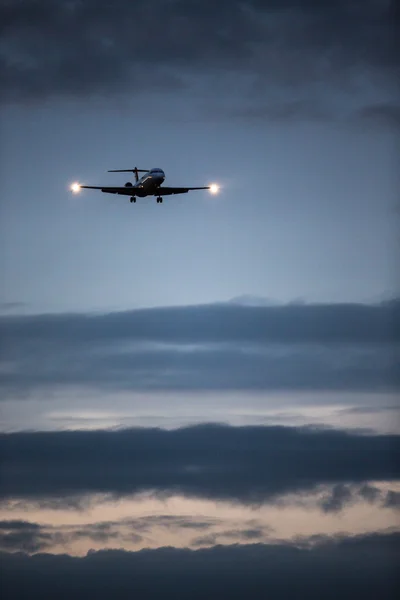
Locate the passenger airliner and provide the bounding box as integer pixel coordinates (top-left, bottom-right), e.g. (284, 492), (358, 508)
(71, 167), (219, 204)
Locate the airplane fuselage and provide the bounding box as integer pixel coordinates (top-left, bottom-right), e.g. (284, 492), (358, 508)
(128, 168), (165, 197)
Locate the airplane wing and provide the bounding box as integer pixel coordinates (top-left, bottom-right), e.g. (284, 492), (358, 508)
(154, 186), (210, 196)
(80, 186), (132, 195)
(78, 185), (211, 196)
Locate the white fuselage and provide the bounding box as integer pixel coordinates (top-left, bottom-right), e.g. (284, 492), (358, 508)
(134, 168), (165, 196)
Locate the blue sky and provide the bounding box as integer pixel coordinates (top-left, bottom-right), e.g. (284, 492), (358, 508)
(0, 102), (397, 313)
(0, 2), (399, 598)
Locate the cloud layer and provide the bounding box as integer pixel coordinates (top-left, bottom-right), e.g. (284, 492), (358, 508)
(1, 424), (399, 502)
(1, 301), (399, 394)
(1, 532), (399, 599)
(1, 0), (397, 123)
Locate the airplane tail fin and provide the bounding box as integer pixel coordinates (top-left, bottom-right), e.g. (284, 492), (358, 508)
(108, 167), (149, 182)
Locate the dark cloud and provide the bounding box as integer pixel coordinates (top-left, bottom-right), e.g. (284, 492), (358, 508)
(0, 520), (41, 530)
(1, 301), (399, 394)
(0, 515), (218, 554)
(358, 484), (383, 503)
(0, 424), (398, 504)
(1, 533), (399, 599)
(0, 520), (60, 553)
(384, 490), (400, 509)
(68, 523), (125, 545)
(0, 0), (396, 121)
(0, 518), (140, 552)
(299, 483), (398, 514)
(3, 301), (397, 345)
(319, 484), (354, 513)
(6, 496), (96, 512)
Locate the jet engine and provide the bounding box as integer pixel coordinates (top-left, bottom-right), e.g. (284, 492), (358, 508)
(125, 181), (133, 187)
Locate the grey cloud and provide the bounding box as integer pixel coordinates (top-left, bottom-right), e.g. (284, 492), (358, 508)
(6, 496), (96, 512)
(192, 533), (222, 547)
(0, 530), (54, 553)
(1, 532), (399, 599)
(0, 0), (396, 114)
(317, 483), (400, 514)
(2, 301), (397, 345)
(2, 343), (398, 393)
(70, 526), (123, 544)
(128, 515), (218, 532)
(0, 520), (61, 553)
(0, 518), (141, 552)
(319, 484), (354, 513)
(222, 528), (267, 540)
(0, 515), (217, 554)
(0, 520), (41, 530)
(384, 490), (400, 509)
(0, 424), (398, 504)
(1, 301), (399, 394)
(193, 527), (268, 547)
(358, 484), (383, 503)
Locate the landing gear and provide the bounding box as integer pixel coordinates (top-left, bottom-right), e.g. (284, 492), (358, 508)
(130, 197), (136, 203)
(156, 197), (163, 203)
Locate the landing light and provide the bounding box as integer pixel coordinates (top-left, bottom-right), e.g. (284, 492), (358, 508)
(210, 183), (219, 194)
(70, 182), (81, 193)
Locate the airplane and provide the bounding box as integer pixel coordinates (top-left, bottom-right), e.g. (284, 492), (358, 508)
(70, 167), (219, 204)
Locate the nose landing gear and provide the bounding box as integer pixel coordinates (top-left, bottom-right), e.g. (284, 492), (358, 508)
(130, 197), (136, 203)
(156, 197), (163, 203)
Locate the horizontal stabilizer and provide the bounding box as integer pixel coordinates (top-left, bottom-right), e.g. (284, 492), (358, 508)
(108, 169), (149, 173)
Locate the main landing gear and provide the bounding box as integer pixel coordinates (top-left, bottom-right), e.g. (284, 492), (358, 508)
(130, 196), (163, 204)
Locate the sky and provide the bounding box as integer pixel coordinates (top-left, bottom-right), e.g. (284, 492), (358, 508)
(0, 1), (399, 598)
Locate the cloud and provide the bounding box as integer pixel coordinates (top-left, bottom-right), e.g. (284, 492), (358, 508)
(384, 490), (400, 510)
(358, 484), (383, 503)
(0, 424), (399, 503)
(128, 515), (217, 532)
(1, 301), (399, 394)
(0, 520), (41, 530)
(71, 522), (142, 545)
(0, 515), (220, 554)
(319, 484), (354, 513)
(300, 483), (398, 514)
(0, 520), (60, 553)
(1, 532), (399, 599)
(3, 300), (397, 345)
(0, 518), (141, 552)
(0, 0), (396, 123)
(193, 527), (269, 547)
